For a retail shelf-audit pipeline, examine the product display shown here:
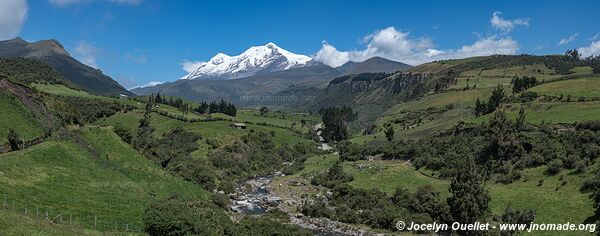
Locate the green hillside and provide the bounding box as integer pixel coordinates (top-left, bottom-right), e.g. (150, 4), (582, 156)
(0, 89), (45, 143)
(0, 127), (206, 231)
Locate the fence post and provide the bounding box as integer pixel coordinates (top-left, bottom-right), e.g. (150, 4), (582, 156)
(126, 223), (129, 231)
(12, 200), (14, 210)
(115, 221), (117, 231)
(69, 214), (72, 225)
(2, 195), (5, 208)
(36, 207), (38, 218)
(94, 214), (97, 228)
(24, 208), (27, 216)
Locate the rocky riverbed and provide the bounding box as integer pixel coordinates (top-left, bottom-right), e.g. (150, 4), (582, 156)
(229, 172), (374, 236)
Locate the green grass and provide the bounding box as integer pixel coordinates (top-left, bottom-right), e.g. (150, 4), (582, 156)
(529, 76), (600, 98)
(0, 208), (125, 236)
(94, 109), (316, 158)
(33, 83), (97, 98)
(383, 88), (493, 116)
(0, 89), (45, 143)
(299, 156), (594, 235)
(234, 109), (320, 133)
(472, 102), (600, 124)
(0, 127), (206, 232)
(32, 83), (142, 108)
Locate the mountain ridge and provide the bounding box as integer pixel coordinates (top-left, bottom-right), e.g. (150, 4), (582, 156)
(181, 42), (312, 80)
(0, 38), (132, 96)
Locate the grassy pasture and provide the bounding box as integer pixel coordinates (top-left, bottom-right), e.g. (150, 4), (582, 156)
(529, 76), (600, 98)
(0, 89), (45, 143)
(0, 127), (206, 231)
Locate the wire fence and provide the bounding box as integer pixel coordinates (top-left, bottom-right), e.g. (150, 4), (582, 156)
(1, 193), (145, 233)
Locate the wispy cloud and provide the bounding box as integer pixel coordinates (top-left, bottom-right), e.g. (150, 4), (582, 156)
(125, 52), (147, 63)
(490, 11), (529, 33)
(49, 0), (142, 6)
(313, 26), (519, 67)
(75, 40), (99, 68)
(557, 33), (578, 46)
(590, 32), (600, 41)
(0, 0), (28, 40)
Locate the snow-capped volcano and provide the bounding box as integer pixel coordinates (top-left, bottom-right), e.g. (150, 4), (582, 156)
(181, 42), (312, 80)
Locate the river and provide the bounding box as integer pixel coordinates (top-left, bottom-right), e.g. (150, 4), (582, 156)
(228, 123), (373, 235)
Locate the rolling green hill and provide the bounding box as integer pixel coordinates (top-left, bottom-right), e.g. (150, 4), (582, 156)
(0, 127), (206, 231)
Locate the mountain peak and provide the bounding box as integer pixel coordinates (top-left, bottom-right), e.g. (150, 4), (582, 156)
(182, 43), (311, 80)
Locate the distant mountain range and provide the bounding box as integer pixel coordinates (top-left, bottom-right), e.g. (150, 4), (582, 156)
(134, 43), (412, 107)
(0, 38), (132, 96)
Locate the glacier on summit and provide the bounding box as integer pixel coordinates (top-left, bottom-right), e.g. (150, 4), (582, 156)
(181, 43), (312, 80)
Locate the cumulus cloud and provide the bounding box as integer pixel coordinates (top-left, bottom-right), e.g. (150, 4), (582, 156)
(490, 11), (529, 33)
(0, 0), (28, 40)
(557, 33), (578, 46)
(578, 41), (600, 58)
(181, 60), (206, 73)
(75, 41), (99, 68)
(49, 0), (142, 6)
(313, 27), (519, 67)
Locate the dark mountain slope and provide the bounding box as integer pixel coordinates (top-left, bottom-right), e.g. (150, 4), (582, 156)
(0, 38), (132, 96)
(339, 57), (412, 75)
(132, 64), (342, 107)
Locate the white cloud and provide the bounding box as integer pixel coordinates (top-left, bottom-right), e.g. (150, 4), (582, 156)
(313, 42), (350, 67)
(75, 41), (99, 68)
(0, 0), (28, 40)
(490, 11), (529, 33)
(49, 0), (142, 6)
(130, 81), (163, 89)
(557, 33), (578, 46)
(313, 27), (519, 67)
(181, 60), (206, 73)
(590, 32), (600, 41)
(578, 41), (600, 58)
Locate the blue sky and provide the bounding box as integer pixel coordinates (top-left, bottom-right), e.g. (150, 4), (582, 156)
(1, 0), (599, 89)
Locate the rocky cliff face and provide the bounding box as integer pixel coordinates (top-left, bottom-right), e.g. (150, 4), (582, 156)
(311, 72), (428, 131)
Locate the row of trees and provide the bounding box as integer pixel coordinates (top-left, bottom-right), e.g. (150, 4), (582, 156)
(512, 76), (538, 93)
(153, 93), (237, 117)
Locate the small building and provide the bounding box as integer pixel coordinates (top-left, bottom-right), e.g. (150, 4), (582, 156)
(231, 123), (247, 130)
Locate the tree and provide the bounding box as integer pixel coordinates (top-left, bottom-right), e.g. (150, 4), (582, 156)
(320, 107), (355, 142)
(566, 49), (580, 60)
(384, 123), (395, 142)
(447, 157), (490, 233)
(155, 93), (163, 104)
(7, 129), (21, 151)
(474, 97), (485, 117)
(515, 106), (526, 130)
(487, 84), (506, 113)
(259, 106), (269, 116)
